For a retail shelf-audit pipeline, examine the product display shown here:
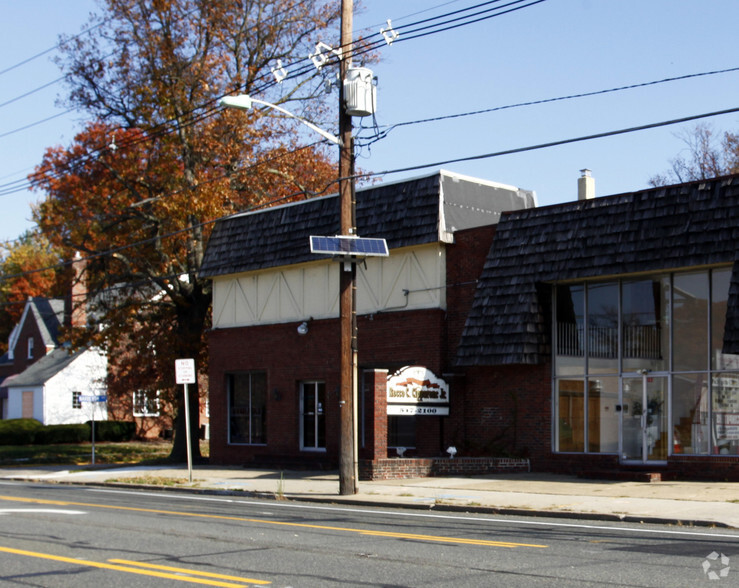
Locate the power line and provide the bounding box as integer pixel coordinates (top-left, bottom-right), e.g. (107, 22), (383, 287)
(0, 18), (108, 77)
(368, 105), (739, 178)
(0, 0), (543, 192)
(5, 103), (739, 287)
(358, 65), (739, 147)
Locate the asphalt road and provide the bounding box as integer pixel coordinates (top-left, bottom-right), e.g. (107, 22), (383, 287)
(0, 481), (737, 587)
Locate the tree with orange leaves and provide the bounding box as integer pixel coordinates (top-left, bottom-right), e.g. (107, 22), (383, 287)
(0, 231), (66, 353)
(31, 0), (342, 461)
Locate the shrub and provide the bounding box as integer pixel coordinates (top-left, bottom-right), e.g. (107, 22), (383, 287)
(90, 420), (136, 442)
(35, 424), (90, 445)
(0, 419), (43, 445)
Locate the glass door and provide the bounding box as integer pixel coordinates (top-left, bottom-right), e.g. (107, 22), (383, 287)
(620, 374), (668, 463)
(300, 381), (325, 451)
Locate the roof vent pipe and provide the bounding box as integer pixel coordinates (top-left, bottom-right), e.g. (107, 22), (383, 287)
(578, 169), (595, 200)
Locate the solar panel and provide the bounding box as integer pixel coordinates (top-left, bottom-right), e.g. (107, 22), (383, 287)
(310, 235), (389, 257)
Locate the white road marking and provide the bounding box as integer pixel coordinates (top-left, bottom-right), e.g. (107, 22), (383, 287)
(0, 509), (86, 515)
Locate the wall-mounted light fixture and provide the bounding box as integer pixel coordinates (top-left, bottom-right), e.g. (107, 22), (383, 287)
(297, 317), (313, 336)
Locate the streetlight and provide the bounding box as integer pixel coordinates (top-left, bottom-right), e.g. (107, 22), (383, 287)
(219, 95), (342, 146)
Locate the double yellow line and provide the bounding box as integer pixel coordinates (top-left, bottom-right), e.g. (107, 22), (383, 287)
(0, 546), (268, 586)
(0, 494), (548, 549)
(0, 491), (550, 584)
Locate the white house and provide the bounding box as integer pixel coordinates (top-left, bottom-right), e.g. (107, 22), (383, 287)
(4, 346), (107, 425)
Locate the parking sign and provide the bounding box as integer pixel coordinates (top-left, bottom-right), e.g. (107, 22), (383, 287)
(175, 358), (196, 384)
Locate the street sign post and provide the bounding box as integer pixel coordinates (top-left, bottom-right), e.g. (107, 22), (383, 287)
(175, 359), (196, 483)
(80, 394), (107, 465)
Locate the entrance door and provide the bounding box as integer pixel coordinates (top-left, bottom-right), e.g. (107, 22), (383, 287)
(300, 381), (325, 451)
(620, 374), (668, 463)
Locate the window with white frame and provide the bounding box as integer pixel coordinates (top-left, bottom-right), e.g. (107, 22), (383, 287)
(133, 390), (160, 417)
(72, 391), (82, 410)
(27, 337), (34, 359)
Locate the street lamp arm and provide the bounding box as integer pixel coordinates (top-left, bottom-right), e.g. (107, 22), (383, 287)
(219, 95), (342, 146)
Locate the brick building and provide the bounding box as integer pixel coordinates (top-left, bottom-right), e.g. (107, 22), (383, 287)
(457, 173), (739, 480)
(200, 171), (535, 471)
(202, 169), (739, 481)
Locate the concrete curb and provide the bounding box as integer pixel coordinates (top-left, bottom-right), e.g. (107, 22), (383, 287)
(14, 476), (731, 530)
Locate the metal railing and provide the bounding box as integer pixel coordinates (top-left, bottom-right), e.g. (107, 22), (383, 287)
(557, 323), (661, 359)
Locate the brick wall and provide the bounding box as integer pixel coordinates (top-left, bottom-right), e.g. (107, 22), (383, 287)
(443, 364), (552, 466)
(360, 456), (530, 480)
(444, 225), (497, 367)
(361, 369), (388, 461)
(208, 308), (450, 465)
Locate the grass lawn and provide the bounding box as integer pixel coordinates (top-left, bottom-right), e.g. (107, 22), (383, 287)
(0, 440), (209, 467)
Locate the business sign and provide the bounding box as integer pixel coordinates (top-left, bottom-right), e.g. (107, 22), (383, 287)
(387, 366), (449, 416)
(387, 405), (450, 416)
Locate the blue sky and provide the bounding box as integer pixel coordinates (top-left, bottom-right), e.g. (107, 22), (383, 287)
(1, 0), (738, 242)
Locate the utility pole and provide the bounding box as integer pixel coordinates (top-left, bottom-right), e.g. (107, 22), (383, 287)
(338, 0), (357, 495)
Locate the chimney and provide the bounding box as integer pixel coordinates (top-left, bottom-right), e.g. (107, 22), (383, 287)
(65, 252), (88, 328)
(578, 169), (595, 200)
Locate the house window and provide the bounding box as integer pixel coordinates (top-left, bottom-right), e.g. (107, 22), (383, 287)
(133, 390), (161, 417)
(300, 381), (325, 451)
(228, 372), (267, 445)
(27, 337), (34, 359)
(72, 391), (82, 410)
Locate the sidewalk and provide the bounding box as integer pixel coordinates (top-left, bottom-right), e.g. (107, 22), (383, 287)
(2, 464), (739, 529)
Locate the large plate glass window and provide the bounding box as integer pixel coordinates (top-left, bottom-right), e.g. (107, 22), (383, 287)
(621, 277), (670, 373)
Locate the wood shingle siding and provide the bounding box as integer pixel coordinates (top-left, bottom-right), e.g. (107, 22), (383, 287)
(456, 174), (739, 367)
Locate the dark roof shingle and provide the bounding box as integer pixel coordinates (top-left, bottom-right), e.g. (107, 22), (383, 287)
(456, 175), (739, 366)
(200, 171), (534, 278)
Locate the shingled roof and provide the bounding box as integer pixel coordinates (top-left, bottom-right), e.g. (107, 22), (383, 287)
(200, 170), (535, 278)
(456, 174), (739, 366)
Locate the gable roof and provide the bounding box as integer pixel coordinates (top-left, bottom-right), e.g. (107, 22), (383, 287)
(456, 174), (739, 366)
(8, 297), (65, 358)
(199, 170), (535, 278)
(3, 346), (81, 388)
(29, 297), (65, 348)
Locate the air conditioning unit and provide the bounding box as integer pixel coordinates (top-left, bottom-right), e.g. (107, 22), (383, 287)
(344, 67), (376, 117)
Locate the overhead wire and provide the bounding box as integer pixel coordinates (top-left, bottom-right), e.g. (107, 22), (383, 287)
(3, 102), (739, 289)
(0, 0), (539, 194)
(0, 0), (734, 267)
(356, 65), (739, 148)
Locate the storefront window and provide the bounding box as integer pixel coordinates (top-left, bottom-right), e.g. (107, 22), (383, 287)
(554, 267), (737, 457)
(557, 379), (584, 452)
(555, 284), (585, 376)
(228, 372), (267, 445)
(587, 376), (618, 453)
(587, 282), (619, 374)
(712, 372), (739, 455)
(673, 272), (708, 372)
(712, 268), (739, 370)
(622, 277), (670, 373)
(672, 373), (709, 455)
